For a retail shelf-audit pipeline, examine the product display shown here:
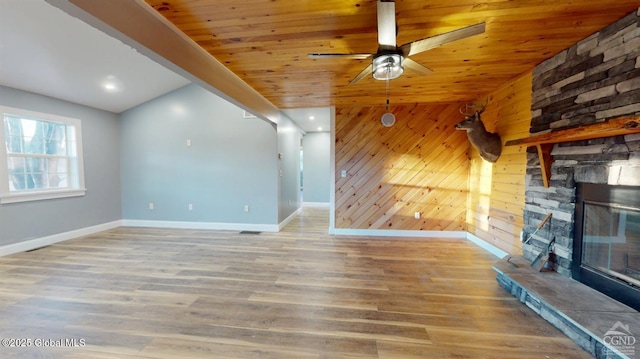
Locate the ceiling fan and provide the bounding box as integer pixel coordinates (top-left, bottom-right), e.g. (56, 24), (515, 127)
(308, 0), (486, 84)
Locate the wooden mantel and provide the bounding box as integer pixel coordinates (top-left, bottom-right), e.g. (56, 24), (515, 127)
(505, 114), (640, 187)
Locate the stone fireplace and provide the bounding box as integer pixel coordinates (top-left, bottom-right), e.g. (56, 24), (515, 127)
(521, 7), (640, 304)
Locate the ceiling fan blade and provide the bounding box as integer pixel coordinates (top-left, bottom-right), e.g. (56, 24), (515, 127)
(308, 53), (373, 59)
(349, 64), (374, 84)
(377, 0), (396, 50)
(403, 58), (433, 75)
(400, 22), (485, 57)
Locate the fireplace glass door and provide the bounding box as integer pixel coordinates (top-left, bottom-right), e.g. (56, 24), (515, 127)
(574, 183), (640, 311)
(582, 202), (640, 287)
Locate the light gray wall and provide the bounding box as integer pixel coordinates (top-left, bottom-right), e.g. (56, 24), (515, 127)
(119, 84), (279, 225)
(0, 85), (121, 245)
(277, 116), (303, 222)
(302, 132), (330, 203)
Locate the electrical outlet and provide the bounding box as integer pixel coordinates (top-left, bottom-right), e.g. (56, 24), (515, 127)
(186, 139), (192, 147)
(148, 202), (154, 210)
(414, 212), (421, 219)
(341, 170), (347, 178)
(244, 205), (250, 212)
(188, 203), (193, 211)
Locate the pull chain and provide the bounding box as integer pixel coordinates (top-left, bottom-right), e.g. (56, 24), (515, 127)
(385, 77), (390, 111)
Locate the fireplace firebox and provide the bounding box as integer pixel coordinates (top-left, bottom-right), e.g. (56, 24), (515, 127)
(573, 182), (640, 311)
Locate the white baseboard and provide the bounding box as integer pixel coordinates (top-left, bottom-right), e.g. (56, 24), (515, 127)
(465, 232), (509, 259)
(302, 202), (330, 208)
(1, 219), (510, 261)
(121, 219), (279, 233)
(279, 207), (302, 230)
(331, 228), (467, 238)
(329, 228), (508, 258)
(0, 220), (122, 257)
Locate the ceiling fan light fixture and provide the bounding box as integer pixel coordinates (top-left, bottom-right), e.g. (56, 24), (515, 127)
(372, 54), (404, 80)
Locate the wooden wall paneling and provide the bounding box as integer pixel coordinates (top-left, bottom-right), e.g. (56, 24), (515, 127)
(412, 144), (470, 229)
(367, 142), (470, 230)
(490, 182), (522, 196)
(335, 149), (420, 224)
(338, 108), (438, 228)
(489, 209), (522, 236)
(467, 158), (491, 228)
(335, 113), (427, 221)
(336, 108), (419, 179)
(336, 106), (442, 220)
(335, 102), (470, 231)
(487, 225), (522, 254)
(468, 212), (522, 255)
(337, 133), (428, 226)
(466, 71), (532, 255)
(418, 177), (469, 230)
(335, 109), (380, 172)
(336, 124), (390, 208)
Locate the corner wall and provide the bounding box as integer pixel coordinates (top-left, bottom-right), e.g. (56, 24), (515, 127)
(0, 85), (121, 246)
(119, 84), (280, 229)
(466, 72), (532, 254)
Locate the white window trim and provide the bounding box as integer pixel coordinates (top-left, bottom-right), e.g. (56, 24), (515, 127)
(0, 106), (86, 204)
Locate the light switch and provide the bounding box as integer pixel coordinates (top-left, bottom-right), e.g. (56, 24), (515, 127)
(341, 170), (347, 178)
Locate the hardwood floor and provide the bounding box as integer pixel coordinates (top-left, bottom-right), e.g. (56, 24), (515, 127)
(0, 207), (592, 358)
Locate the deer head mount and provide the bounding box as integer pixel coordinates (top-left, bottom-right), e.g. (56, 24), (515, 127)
(455, 102), (502, 163)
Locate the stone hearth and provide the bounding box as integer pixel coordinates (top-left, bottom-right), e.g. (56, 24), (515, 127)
(494, 256), (639, 359)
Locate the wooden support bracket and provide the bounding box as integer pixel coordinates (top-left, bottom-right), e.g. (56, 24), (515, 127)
(505, 114), (640, 187)
(536, 144), (553, 188)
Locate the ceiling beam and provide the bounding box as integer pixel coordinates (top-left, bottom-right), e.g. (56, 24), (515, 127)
(46, 0), (281, 123)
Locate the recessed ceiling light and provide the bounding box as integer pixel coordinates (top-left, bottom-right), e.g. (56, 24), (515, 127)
(101, 75), (122, 93)
(171, 104), (186, 116)
(317, 127), (322, 131)
(309, 116), (315, 120)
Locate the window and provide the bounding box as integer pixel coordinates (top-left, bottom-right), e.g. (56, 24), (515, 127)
(0, 106), (86, 204)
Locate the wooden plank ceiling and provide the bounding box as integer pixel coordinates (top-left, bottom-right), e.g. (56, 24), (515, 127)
(143, 0), (640, 109)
